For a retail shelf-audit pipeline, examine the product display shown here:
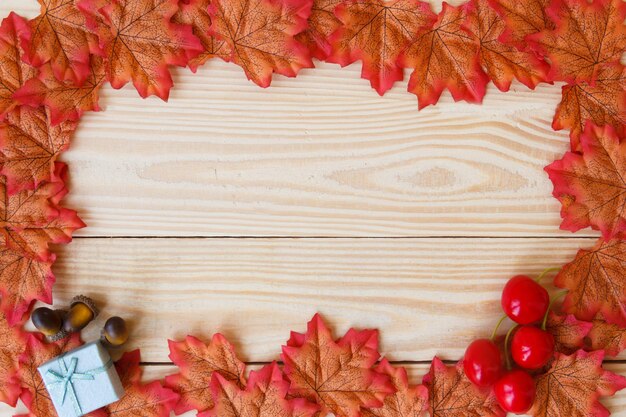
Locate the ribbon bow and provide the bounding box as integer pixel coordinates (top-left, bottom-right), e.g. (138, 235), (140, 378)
(46, 354), (112, 416)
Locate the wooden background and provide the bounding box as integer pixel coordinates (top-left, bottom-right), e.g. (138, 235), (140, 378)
(1, 1), (625, 416)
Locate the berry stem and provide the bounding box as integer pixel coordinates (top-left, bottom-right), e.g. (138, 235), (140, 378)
(491, 314), (508, 341)
(504, 324), (518, 370)
(541, 290), (569, 330)
(534, 267), (561, 284)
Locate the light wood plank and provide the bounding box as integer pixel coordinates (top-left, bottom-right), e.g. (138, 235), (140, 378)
(46, 237), (605, 363)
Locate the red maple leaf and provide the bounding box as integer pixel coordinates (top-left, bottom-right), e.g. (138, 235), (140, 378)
(362, 359), (427, 417)
(554, 239), (626, 323)
(463, 0), (550, 92)
(553, 63), (626, 145)
(200, 362), (319, 417)
(281, 314), (393, 417)
(172, 0), (228, 72)
(530, 350), (626, 417)
(528, 0), (626, 84)
(0, 13), (36, 121)
(18, 333), (83, 417)
(104, 350), (179, 417)
(20, 0), (102, 86)
(422, 357), (505, 417)
(328, 0), (436, 95)
(0, 106), (76, 193)
(0, 311), (27, 406)
(165, 334), (246, 414)
(84, 0), (202, 100)
(488, 0), (554, 49)
(0, 245), (55, 325)
(545, 123), (626, 240)
(208, 0), (313, 87)
(296, 0), (343, 60)
(545, 311), (593, 355)
(586, 314), (626, 357)
(402, 2), (489, 109)
(14, 56), (106, 126)
(0, 163), (85, 259)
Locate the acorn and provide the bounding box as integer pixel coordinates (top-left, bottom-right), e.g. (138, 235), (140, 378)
(62, 295), (99, 333)
(101, 316), (129, 348)
(31, 307), (63, 336)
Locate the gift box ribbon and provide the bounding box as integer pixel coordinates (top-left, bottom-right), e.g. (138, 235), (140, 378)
(45, 354), (114, 416)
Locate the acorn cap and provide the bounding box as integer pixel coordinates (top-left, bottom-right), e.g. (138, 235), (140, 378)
(48, 328), (70, 342)
(70, 295), (99, 318)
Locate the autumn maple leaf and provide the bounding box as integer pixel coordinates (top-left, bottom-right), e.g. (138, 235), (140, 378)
(554, 239), (626, 323)
(422, 358), (505, 417)
(296, 0), (343, 60)
(165, 334), (246, 414)
(586, 314), (626, 357)
(200, 362), (319, 417)
(402, 2), (489, 109)
(208, 0), (313, 88)
(0, 311), (27, 406)
(104, 350), (179, 417)
(553, 63), (626, 145)
(14, 56), (106, 126)
(545, 123), (626, 240)
(0, 245), (55, 325)
(0, 163), (85, 259)
(0, 106), (76, 193)
(328, 0), (436, 95)
(528, 0), (626, 84)
(20, 0), (102, 86)
(83, 0), (202, 100)
(18, 333), (83, 417)
(0, 13), (36, 120)
(487, 0), (554, 48)
(172, 0), (228, 71)
(545, 311), (593, 355)
(362, 359), (427, 417)
(281, 314), (393, 417)
(530, 350), (626, 417)
(463, 0), (550, 92)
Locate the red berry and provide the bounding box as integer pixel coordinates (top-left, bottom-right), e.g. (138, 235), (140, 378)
(511, 326), (555, 369)
(463, 339), (503, 387)
(494, 370), (535, 414)
(501, 275), (549, 324)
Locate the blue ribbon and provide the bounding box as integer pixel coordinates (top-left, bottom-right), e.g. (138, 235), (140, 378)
(46, 354), (113, 416)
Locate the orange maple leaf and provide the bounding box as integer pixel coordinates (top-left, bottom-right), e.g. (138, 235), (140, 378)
(553, 63), (626, 146)
(362, 359), (427, 417)
(544, 311), (592, 355)
(545, 123), (626, 240)
(14, 56), (106, 126)
(296, 0), (343, 60)
(0, 163), (85, 259)
(0, 106), (76, 193)
(165, 334), (246, 414)
(488, 0), (554, 48)
(173, 0), (228, 72)
(554, 239), (626, 323)
(586, 314), (626, 357)
(0, 311), (27, 406)
(281, 314), (394, 417)
(208, 0), (313, 87)
(423, 358), (505, 417)
(528, 0), (626, 83)
(402, 3), (489, 109)
(328, 0), (436, 95)
(463, 0), (550, 92)
(200, 362), (319, 417)
(530, 350), (626, 417)
(0, 13), (36, 120)
(21, 0), (102, 86)
(0, 245), (55, 326)
(84, 0), (202, 100)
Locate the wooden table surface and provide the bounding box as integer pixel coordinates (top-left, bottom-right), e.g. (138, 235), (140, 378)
(1, 1), (625, 416)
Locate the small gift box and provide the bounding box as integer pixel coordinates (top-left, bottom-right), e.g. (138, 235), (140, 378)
(38, 341), (125, 417)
